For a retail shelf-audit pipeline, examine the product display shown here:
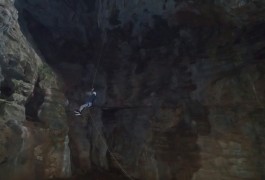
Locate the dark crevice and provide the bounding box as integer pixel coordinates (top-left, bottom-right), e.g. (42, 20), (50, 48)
(17, 8), (100, 67)
(0, 157), (7, 165)
(25, 78), (44, 121)
(0, 80), (14, 98)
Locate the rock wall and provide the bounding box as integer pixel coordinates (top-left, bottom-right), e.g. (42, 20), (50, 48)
(0, 0), (70, 179)
(0, 0), (264, 179)
(64, 1), (264, 179)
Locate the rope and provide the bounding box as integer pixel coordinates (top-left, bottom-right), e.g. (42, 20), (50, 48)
(91, 44), (104, 89)
(88, 110), (134, 180)
(91, 31), (107, 89)
(86, 17), (134, 178)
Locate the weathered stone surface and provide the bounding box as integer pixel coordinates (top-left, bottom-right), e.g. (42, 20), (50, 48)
(0, 0), (264, 179)
(0, 0), (70, 179)
(0, 99), (25, 122)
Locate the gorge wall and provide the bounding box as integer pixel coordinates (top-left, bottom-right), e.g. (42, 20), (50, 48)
(0, 0), (264, 179)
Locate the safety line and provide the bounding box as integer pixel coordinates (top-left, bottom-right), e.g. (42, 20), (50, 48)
(88, 110), (134, 180)
(87, 21), (133, 179)
(91, 31), (107, 89)
(91, 44), (104, 88)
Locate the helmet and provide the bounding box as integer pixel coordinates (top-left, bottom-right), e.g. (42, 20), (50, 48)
(92, 92), (97, 95)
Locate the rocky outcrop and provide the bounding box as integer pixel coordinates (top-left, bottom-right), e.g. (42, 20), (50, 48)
(0, 0), (264, 179)
(0, 0), (70, 179)
(193, 64), (265, 179)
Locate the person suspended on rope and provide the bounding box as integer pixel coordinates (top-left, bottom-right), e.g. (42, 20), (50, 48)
(74, 88), (97, 116)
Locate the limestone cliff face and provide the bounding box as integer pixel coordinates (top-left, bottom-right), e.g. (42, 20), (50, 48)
(0, 0), (265, 180)
(0, 0), (70, 179)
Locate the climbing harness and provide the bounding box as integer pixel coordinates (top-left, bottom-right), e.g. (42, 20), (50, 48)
(88, 110), (134, 180)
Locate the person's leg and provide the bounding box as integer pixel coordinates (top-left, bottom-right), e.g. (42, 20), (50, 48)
(75, 102), (93, 115)
(79, 103), (88, 112)
(87, 102), (92, 108)
(74, 109), (82, 115)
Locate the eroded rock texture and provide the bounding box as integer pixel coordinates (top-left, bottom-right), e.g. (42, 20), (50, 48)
(0, 0), (264, 179)
(0, 0), (70, 179)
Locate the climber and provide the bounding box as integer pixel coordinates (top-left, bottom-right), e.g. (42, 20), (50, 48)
(74, 88), (97, 116)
